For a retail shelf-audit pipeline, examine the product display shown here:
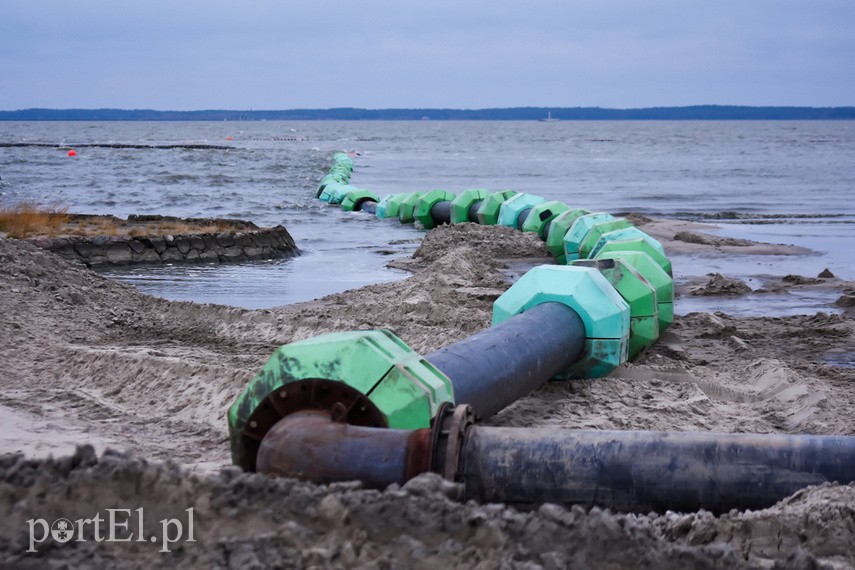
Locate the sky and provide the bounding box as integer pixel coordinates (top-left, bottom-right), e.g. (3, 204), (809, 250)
(1, 1), (853, 110)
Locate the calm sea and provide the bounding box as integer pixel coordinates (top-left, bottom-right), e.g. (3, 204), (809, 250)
(1, 120), (853, 315)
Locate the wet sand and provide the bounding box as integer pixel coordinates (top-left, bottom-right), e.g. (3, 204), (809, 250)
(1, 220), (853, 568)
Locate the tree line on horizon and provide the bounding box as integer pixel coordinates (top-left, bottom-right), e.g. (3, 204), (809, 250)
(1, 105), (854, 121)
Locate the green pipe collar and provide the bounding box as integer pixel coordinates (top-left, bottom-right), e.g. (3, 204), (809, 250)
(476, 190), (518, 225)
(325, 183), (356, 205)
(414, 190), (456, 229)
(595, 250), (674, 332)
(497, 193), (546, 228)
(572, 258), (660, 360)
(317, 174), (349, 198)
(376, 194), (404, 219)
(319, 182), (347, 203)
(492, 265), (630, 379)
(341, 188), (380, 212)
(563, 213), (615, 262)
(520, 201), (570, 238)
(398, 192), (425, 224)
(596, 238), (673, 277)
(544, 209), (592, 263)
(227, 329), (454, 468)
(589, 227), (666, 264)
(578, 218), (635, 259)
(450, 189), (490, 223)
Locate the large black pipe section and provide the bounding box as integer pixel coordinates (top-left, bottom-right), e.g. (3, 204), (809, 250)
(460, 427), (855, 514)
(257, 411), (855, 515)
(429, 200), (452, 225)
(424, 302), (585, 419)
(468, 200), (483, 222)
(516, 207), (533, 230)
(357, 200), (378, 215)
(541, 219), (553, 241)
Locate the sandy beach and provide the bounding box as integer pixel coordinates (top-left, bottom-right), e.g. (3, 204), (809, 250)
(1, 218), (853, 568)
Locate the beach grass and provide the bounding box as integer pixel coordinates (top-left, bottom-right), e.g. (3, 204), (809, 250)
(0, 204), (243, 239)
(0, 201), (70, 238)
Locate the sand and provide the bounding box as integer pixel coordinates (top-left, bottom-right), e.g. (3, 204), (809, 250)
(1, 220), (854, 568)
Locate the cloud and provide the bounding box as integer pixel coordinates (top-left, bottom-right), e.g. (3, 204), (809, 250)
(1, 0), (853, 109)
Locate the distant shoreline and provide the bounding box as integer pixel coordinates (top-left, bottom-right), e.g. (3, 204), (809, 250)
(2, 105), (854, 121)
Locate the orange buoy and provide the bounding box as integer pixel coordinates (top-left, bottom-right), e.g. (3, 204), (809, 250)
(67, 149), (77, 157)
(226, 136), (233, 141)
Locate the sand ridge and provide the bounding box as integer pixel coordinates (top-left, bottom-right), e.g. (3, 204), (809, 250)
(1, 222), (854, 567)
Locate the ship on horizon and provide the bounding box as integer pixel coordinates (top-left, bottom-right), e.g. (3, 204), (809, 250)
(539, 111), (560, 122)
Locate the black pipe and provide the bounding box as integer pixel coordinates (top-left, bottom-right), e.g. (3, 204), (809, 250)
(257, 412), (855, 514)
(467, 200), (483, 222)
(358, 200), (378, 215)
(425, 302), (585, 419)
(460, 427), (855, 514)
(516, 207), (532, 230)
(429, 201), (452, 225)
(541, 219), (553, 241)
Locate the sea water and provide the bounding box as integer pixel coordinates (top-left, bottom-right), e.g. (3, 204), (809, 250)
(1, 120), (853, 313)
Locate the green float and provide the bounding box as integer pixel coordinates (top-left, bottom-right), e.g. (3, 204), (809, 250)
(595, 250), (674, 331)
(578, 218), (635, 259)
(520, 201), (570, 238)
(414, 190), (456, 229)
(376, 194), (405, 219)
(563, 213), (616, 262)
(589, 227), (666, 262)
(596, 238), (673, 277)
(476, 190), (518, 225)
(398, 192), (425, 224)
(492, 265), (630, 379)
(450, 189), (490, 223)
(341, 188), (380, 212)
(227, 329), (454, 470)
(497, 193), (546, 228)
(544, 209), (592, 264)
(572, 258), (660, 359)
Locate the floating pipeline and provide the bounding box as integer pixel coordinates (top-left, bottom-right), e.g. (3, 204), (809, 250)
(312, 155), (671, 363)
(227, 156), (855, 512)
(230, 157), (651, 466)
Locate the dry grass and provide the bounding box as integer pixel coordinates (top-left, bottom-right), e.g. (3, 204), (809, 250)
(0, 205), (240, 239)
(0, 201), (70, 238)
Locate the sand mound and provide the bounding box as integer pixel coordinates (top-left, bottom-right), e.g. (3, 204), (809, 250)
(2, 223), (854, 567)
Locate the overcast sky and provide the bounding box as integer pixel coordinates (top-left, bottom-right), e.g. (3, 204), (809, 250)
(1, 1), (853, 110)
